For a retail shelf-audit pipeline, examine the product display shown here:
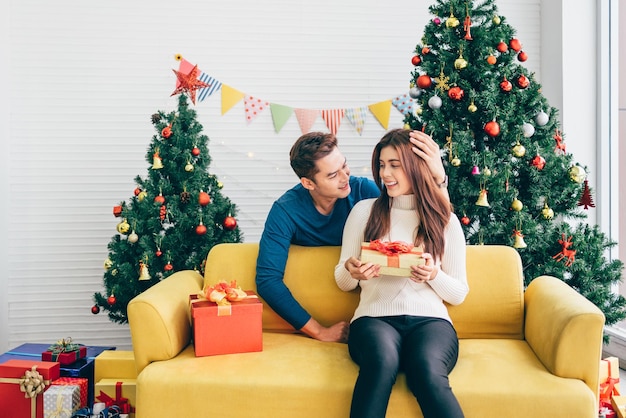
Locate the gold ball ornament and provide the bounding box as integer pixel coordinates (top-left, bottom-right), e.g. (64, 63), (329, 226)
(104, 258), (113, 270)
(511, 198), (523, 211)
(451, 157), (461, 167)
(482, 167), (492, 177)
(217, 181), (224, 189)
(185, 163), (194, 172)
(492, 15), (501, 25)
(568, 165), (586, 183)
(468, 102), (477, 113)
(116, 220), (130, 234)
(541, 203), (554, 219)
(454, 57), (468, 70)
(137, 191), (147, 202)
(446, 16), (460, 28)
(512, 142), (526, 157)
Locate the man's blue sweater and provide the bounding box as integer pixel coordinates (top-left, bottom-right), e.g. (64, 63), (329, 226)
(255, 176), (379, 329)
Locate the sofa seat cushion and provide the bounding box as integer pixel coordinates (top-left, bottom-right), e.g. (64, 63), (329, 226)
(136, 332), (595, 418)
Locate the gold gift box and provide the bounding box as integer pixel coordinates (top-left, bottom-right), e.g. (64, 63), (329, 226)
(360, 242), (424, 277)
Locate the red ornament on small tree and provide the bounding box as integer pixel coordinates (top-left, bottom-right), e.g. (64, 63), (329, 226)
(484, 120), (500, 137)
(223, 215), (237, 230)
(107, 295), (116, 306)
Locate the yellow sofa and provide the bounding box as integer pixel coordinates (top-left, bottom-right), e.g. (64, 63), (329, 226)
(127, 243), (605, 418)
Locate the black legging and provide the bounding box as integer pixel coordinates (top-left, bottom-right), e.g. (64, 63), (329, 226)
(348, 315), (464, 418)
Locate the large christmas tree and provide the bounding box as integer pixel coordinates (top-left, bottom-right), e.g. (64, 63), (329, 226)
(93, 93), (243, 323)
(405, 0), (625, 329)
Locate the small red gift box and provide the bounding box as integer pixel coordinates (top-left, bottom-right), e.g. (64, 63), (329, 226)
(42, 342), (87, 366)
(190, 291), (263, 356)
(51, 376), (88, 408)
(0, 359), (60, 418)
(360, 240), (424, 277)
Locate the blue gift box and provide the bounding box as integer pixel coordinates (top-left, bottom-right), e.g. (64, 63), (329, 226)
(1, 343), (116, 406)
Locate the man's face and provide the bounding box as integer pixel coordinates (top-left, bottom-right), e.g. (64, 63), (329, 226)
(308, 147), (351, 199)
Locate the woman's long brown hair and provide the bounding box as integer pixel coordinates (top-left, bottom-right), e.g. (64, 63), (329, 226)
(364, 129), (452, 261)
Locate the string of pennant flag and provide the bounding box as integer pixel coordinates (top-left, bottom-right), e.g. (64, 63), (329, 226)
(174, 56), (416, 136)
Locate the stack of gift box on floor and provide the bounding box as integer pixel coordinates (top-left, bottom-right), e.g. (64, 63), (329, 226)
(600, 356), (626, 418)
(0, 338), (137, 418)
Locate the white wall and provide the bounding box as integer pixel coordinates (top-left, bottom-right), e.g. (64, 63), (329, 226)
(1, 0), (599, 351)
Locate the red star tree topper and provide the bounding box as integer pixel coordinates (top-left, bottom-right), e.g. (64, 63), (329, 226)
(170, 64), (209, 104)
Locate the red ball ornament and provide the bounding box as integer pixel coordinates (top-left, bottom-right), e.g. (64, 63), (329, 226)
(509, 38), (522, 52)
(486, 55), (497, 65)
(496, 41), (508, 53)
(195, 223), (207, 235)
(416, 74), (432, 89)
(422, 46), (430, 55)
(113, 205), (122, 217)
(531, 154), (546, 170)
(516, 74), (529, 89)
(134, 187), (142, 196)
(448, 86), (464, 101)
(155, 249), (163, 257)
(107, 295), (116, 306)
(500, 77), (512, 92)
(484, 120), (500, 137)
(164, 262), (174, 272)
(192, 146), (201, 157)
(461, 216), (470, 226)
(223, 216), (237, 231)
(161, 126), (172, 139)
(198, 191), (211, 206)
(517, 51), (528, 62)
(411, 55), (421, 66)
(154, 194), (165, 205)
(91, 305), (100, 314)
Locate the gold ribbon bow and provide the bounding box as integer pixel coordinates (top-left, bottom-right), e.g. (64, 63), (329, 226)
(19, 365), (47, 399)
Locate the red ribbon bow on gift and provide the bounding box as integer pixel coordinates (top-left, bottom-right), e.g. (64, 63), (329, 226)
(96, 381), (135, 414)
(368, 240), (414, 255)
(600, 361), (621, 410)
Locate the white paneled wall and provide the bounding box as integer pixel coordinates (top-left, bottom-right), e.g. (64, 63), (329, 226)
(2, 0), (543, 350)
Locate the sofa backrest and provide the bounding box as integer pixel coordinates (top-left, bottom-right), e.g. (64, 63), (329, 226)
(203, 243), (524, 339)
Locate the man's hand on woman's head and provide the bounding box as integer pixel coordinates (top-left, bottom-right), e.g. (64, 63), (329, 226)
(408, 130), (446, 185)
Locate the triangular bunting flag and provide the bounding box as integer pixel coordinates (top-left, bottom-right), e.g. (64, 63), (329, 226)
(197, 73), (222, 102)
(392, 93), (415, 116)
(321, 109), (345, 135)
(368, 100), (392, 130)
(345, 107), (368, 136)
(221, 84), (245, 115)
(270, 103), (293, 133)
(244, 95), (270, 124)
(294, 108), (319, 134)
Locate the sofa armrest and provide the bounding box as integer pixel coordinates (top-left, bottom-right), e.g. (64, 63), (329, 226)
(524, 275), (605, 400)
(128, 270), (203, 374)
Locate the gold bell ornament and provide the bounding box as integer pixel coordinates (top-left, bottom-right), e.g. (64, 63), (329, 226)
(475, 189), (490, 207)
(512, 229), (527, 249)
(138, 260), (151, 281)
(152, 150), (164, 169)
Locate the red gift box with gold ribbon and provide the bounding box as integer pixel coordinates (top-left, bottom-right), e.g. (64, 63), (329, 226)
(190, 290), (262, 357)
(360, 240), (424, 277)
(0, 359), (60, 418)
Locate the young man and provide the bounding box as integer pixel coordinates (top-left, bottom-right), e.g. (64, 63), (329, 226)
(255, 130), (448, 343)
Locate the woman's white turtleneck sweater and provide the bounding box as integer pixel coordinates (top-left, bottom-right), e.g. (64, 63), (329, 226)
(334, 194), (468, 324)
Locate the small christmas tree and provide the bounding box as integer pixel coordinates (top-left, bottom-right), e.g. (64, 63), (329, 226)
(405, 0), (625, 331)
(93, 93), (243, 323)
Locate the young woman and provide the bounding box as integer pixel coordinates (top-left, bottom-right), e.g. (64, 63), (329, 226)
(334, 128), (468, 418)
